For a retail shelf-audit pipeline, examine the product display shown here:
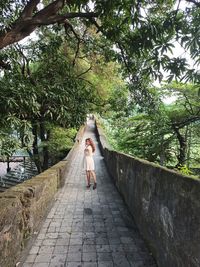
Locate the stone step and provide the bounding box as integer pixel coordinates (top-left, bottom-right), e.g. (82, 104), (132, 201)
(0, 186), (6, 192)
(2, 179), (19, 187)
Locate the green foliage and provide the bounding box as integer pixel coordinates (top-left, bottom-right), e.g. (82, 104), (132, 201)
(102, 81), (200, 171)
(0, 33), (96, 128)
(1, 0), (200, 174)
(177, 165), (193, 176)
(0, 117), (33, 162)
(0, 133), (19, 160)
(46, 126), (77, 163)
(103, 112), (173, 164)
(1, 0), (200, 86)
(0, 26), (122, 170)
(0, 0), (28, 29)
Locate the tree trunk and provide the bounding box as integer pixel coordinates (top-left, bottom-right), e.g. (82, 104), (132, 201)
(159, 136), (165, 166)
(186, 126), (192, 168)
(160, 152), (166, 166)
(6, 157), (11, 173)
(32, 122), (42, 173)
(40, 120), (49, 171)
(173, 126), (187, 167)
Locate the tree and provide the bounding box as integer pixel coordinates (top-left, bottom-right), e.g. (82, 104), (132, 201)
(0, 132), (20, 172)
(1, 1), (200, 173)
(0, 0), (97, 49)
(162, 82), (200, 166)
(0, 25), (123, 171)
(1, 0), (200, 85)
(46, 125), (77, 165)
(102, 82), (200, 169)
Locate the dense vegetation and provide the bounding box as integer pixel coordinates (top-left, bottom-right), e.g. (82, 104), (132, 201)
(0, 0), (200, 174)
(0, 24), (122, 172)
(101, 82), (200, 174)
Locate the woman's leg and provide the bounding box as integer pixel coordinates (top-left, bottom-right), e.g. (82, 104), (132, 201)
(86, 171), (90, 187)
(90, 171), (96, 183)
(90, 170), (97, 189)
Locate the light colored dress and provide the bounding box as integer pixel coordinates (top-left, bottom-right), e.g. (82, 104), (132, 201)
(84, 145), (95, 171)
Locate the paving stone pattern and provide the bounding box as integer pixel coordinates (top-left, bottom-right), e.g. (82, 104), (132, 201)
(22, 120), (157, 267)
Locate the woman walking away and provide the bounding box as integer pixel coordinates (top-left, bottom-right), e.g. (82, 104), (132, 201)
(84, 138), (97, 190)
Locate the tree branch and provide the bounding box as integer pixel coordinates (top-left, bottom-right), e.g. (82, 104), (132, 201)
(72, 28), (87, 66)
(183, 93), (195, 115)
(32, 12), (98, 25)
(117, 41), (132, 75)
(185, 0), (200, 7)
(34, 0), (65, 17)
(14, 44), (30, 76)
(89, 17), (102, 33)
(77, 77), (93, 86)
(73, 37), (81, 66)
(20, 0), (40, 19)
(172, 116), (200, 129)
(76, 66), (92, 78)
(0, 0), (98, 50)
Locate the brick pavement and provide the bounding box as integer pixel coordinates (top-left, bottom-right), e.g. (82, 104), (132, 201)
(22, 120), (157, 267)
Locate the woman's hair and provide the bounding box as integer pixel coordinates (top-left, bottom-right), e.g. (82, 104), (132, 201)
(85, 138), (95, 152)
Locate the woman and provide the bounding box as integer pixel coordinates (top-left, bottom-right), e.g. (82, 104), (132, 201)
(84, 138), (97, 189)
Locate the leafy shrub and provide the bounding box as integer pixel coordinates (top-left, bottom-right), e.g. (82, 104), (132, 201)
(177, 165), (193, 176)
(46, 126), (77, 164)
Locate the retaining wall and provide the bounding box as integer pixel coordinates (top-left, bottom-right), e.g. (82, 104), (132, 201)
(0, 126), (85, 267)
(96, 122), (200, 267)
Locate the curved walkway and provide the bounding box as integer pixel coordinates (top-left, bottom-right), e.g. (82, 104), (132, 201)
(22, 120), (157, 267)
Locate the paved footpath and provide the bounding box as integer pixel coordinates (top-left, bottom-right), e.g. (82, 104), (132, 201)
(22, 120), (157, 267)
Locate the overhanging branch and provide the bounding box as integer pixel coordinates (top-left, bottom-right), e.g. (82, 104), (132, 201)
(171, 116), (200, 129)
(0, 0), (98, 50)
(20, 0), (40, 19)
(185, 0), (200, 7)
(76, 66), (92, 78)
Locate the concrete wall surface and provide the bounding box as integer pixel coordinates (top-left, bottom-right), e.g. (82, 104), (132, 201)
(96, 121), (200, 267)
(0, 126), (85, 267)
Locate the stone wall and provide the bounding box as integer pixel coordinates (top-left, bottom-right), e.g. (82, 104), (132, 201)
(96, 121), (200, 267)
(0, 126), (85, 267)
